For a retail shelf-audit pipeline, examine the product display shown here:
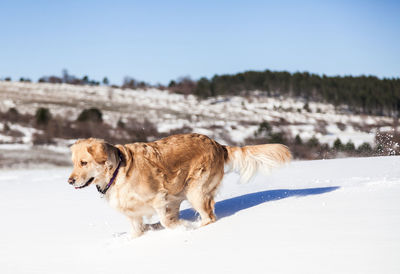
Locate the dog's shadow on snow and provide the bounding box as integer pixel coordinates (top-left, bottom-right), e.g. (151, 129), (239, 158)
(120, 186), (340, 234)
(179, 186), (340, 221)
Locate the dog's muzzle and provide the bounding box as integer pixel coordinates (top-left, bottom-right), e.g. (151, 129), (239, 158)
(70, 177), (95, 189)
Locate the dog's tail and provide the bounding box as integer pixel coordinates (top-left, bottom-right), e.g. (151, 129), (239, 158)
(224, 144), (292, 184)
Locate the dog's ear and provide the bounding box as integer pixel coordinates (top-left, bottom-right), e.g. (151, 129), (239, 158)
(87, 142), (108, 164)
(87, 142), (118, 167)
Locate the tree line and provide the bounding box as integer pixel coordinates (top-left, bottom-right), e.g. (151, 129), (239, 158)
(181, 70), (400, 117)
(2, 69), (399, 116)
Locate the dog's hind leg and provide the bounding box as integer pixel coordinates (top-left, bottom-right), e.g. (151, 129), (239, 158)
(185, 171), (223, 226)
(186, 190), (216, 226)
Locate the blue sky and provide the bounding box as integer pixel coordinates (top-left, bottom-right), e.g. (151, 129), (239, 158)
(0, 0), (399, 84)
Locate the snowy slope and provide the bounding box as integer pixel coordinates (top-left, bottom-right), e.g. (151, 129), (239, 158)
(0, 81), (395, 146)
(1, 156), (400, 274)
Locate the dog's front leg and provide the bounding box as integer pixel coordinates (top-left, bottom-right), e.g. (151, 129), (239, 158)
(129, 216), (144, 238)
(153, 193), (184, 229)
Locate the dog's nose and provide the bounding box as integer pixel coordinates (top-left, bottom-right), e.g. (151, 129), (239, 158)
(68, 177), (76, 185)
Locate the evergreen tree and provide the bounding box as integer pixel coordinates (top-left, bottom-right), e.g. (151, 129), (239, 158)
(344, 141), (355, 152)
(333, 138), (343, 151)
(35, 108), (52, 125)
(294, 134), (303, 145)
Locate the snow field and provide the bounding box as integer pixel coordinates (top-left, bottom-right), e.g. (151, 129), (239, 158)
(0, 156), (399, 273)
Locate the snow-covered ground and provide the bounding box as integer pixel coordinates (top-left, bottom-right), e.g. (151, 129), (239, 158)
(1, 156), (399, 274)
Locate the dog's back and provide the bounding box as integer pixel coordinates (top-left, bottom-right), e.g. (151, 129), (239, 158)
(121, 133), (226, 195)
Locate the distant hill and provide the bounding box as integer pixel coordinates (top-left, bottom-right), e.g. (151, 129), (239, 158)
(170, 70), (400, 117)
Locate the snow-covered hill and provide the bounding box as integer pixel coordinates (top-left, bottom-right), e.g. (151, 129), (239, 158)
(1, 156), (399, 273)
(0, 81), (395, 147)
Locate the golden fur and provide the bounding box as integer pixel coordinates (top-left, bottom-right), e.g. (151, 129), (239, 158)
(68, 133), (291, 237)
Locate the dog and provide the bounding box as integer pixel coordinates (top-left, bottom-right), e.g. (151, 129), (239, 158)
(68, 133), (291, 237)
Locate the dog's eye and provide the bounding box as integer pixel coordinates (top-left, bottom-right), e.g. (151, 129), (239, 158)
(80, 161), (87, 166)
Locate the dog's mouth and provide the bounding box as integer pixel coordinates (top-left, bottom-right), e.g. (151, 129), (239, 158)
(75, 177), (95, 189)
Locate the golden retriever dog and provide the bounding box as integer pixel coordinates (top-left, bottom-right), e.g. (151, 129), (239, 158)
(68, 133), (291, 237)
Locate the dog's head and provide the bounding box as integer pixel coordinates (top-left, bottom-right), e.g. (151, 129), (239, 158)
(68, 138), (119, 190)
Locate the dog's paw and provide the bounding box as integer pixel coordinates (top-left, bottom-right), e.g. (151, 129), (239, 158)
(177, 219), (199, 230)
(130, 229), (144, 239)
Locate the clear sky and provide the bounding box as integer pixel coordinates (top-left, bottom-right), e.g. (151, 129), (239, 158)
(0, 0), (399, 85)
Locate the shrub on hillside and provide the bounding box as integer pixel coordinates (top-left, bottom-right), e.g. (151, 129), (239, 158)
(333, 138), (344, 151)
(77, 108), (103, 123)
(255, 121), (272, 137)
(344, 140), (356, 152)
(294, 134), (303, 145)
(357, 142), (373, 156)
(307, 136), (320, 148)
(35, 108), (52, 126)
(4, 108), (20, 122)
(169, 76), (196, 95)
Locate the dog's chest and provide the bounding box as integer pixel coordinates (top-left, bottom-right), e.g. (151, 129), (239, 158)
(107, 186), (154, 216)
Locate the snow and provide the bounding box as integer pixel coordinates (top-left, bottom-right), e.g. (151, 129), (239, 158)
(1, 156), (399, 273)
(0, 143), (31, 150)
(0, 81), (395, 146)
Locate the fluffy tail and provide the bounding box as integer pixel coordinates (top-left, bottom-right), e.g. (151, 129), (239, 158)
(224, 144), (292, 184)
